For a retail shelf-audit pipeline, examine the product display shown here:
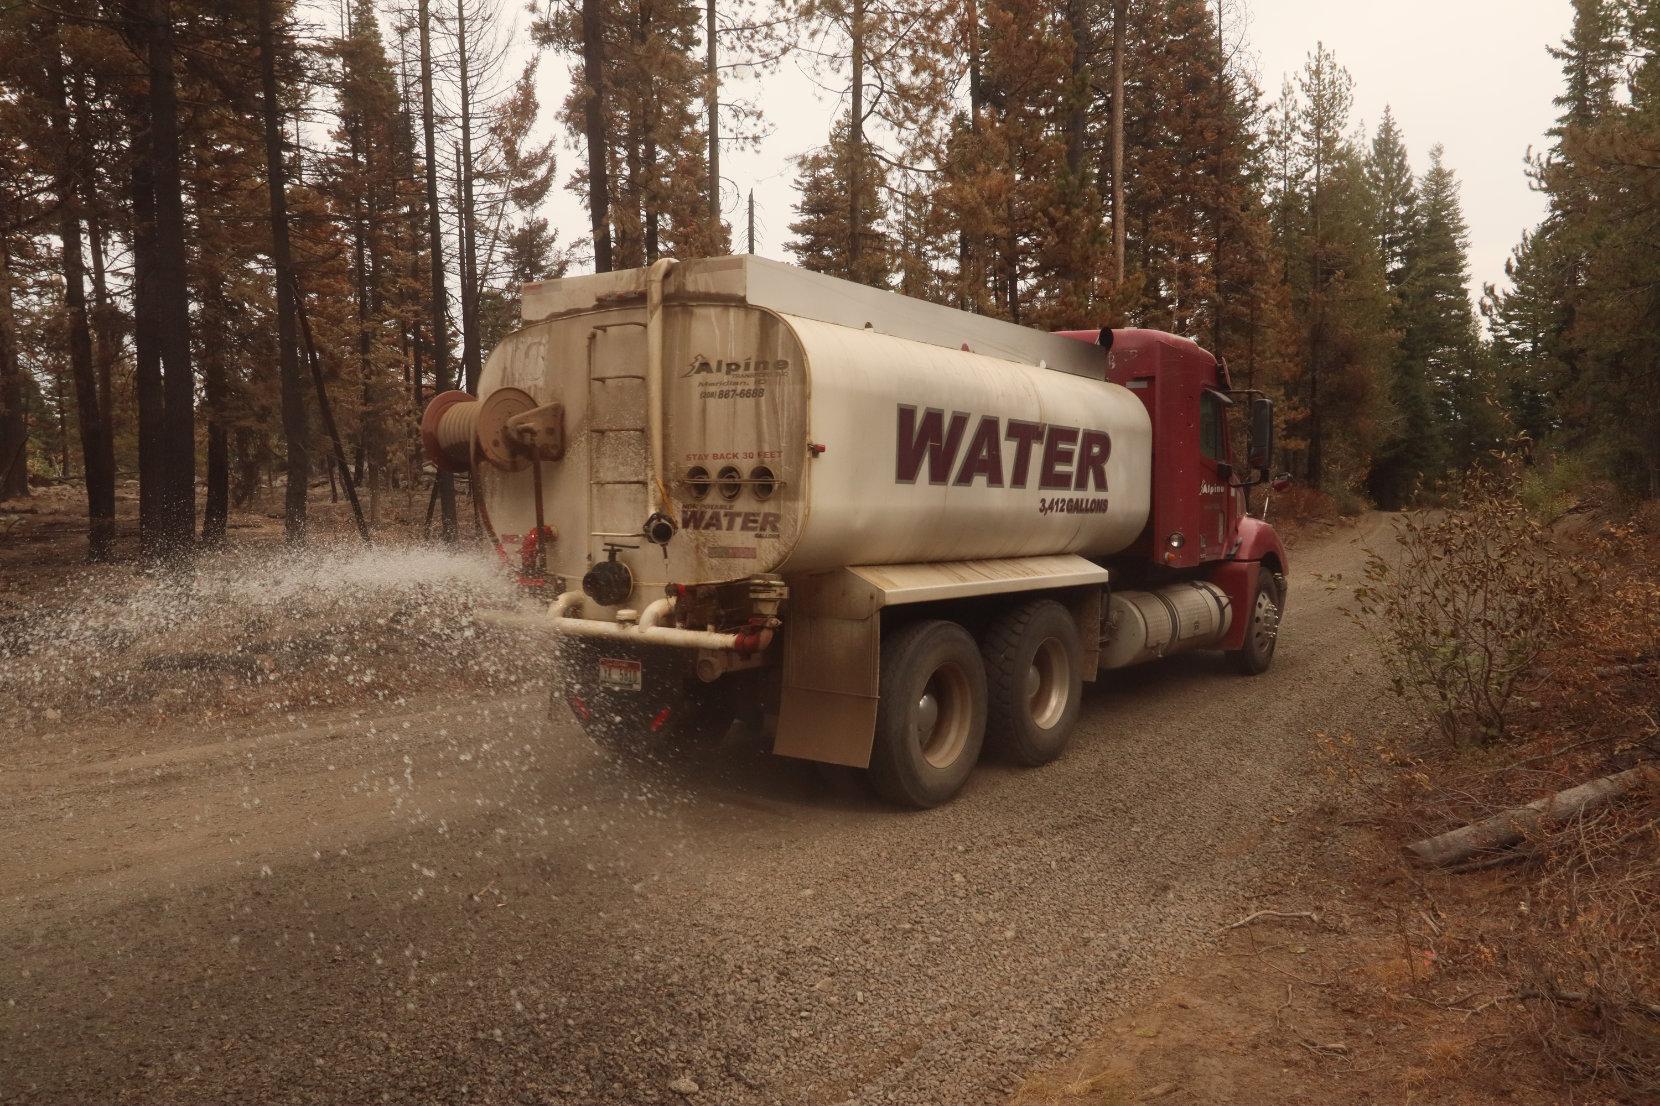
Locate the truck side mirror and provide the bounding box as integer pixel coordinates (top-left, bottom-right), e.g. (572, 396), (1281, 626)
(1248, 396), (1274, 474)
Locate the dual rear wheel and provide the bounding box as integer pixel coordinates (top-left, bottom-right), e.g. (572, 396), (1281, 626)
(869, 600), (1084, 808)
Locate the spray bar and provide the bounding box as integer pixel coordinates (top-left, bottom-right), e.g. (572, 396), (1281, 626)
(478, 593), (773, 654)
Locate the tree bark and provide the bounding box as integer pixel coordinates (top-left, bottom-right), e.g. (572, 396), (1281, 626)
(45, 28), (116, 561)
(848, 0), (864, 272)
(1063, 0), (1089, 314)
(958, 0), (981, 310)
(418, 0), (458, 540)
(1063, 0), (1087, 181)
(640, 0), (659, 262)
(1111, 0), (1126, 287)
(0, 229), (27, 500)
(706, 0), (719, 238)
(580, 0), (613, 273)
(456, 0), (482, 391)
(1406, 766), (1655, 867)
(74, 74), (119, 432)
(293, 279), (371, 543)
(200, 280), (229, 546)
(126, 110), (165, 543)
(257, 0), (309, 542)
(350, 110), (370, 484)
(145, 0), (196, 556)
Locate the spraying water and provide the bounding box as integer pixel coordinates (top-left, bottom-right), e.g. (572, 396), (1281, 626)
(0, 539), (534, 733)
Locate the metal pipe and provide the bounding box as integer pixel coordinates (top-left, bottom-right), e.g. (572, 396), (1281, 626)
(550, 590), (585, 618)
(556, 619), (745, 650)
(645, 256), (679, 513)
(479, 605), (749, 651)
(637, 597), (676, 630)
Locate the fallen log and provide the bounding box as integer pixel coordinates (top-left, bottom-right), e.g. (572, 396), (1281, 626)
(1406, 764), (1656, 868)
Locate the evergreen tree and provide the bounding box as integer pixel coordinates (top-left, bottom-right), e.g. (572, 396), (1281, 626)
(1490, 0), (1660, 495)
(1571, 4), (1660, 494)
(1366, 107), (1415, 290)
(1483, 229), (1569, 444)
(1401, 147), (1494, 472)
(1273, 44), (1391, 492)
(787, 114), (893, 286)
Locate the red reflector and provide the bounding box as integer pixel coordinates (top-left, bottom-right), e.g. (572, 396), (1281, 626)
(649, 707), (672, 732)
(568, 695), (590, 721)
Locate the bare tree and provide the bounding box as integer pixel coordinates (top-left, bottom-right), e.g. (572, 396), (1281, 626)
(43, 20), (115, 560)
(580, 0), (613, 271)
(256, 0), (310, 542)
(418, 0), (459, 538)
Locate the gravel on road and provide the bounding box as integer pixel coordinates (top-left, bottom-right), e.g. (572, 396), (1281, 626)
(0, 516), (1396, 1105)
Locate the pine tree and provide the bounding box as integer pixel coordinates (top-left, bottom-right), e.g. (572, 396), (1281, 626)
(787, 114), (893, 286)
(1366, 107), (1415, 290)
(1363, 110), (1436, 506)
(1490, 0), (1660, 495)
(537, 0), (733, 273)
(1572, 4), (1660, 494)
(1402, 147), (1493, 472)
(1268, 44), (1391, 493)
(0, 7), (45, 502)
(1483, 229), (1569, 444)
(39, 15), (117, 559)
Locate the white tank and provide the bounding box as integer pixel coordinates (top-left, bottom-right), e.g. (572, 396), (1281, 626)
(472, 258), (1152, 595)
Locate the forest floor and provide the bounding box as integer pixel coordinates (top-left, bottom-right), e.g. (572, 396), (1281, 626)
(0, 484), (1617, 1105)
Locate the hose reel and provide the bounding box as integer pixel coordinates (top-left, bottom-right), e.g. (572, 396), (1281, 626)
(420, 386), (565, 474)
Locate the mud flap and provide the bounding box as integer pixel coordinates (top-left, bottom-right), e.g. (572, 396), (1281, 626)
(773, 611), (880, 768)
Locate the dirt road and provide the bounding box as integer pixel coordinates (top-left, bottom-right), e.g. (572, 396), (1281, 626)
(0, 516), (1395, 1105)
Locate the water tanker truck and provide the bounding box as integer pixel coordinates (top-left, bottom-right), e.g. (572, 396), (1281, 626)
(423, 256), (1288, 807)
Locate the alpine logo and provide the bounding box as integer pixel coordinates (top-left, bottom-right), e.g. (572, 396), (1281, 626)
(683, 355), (790, 378)
(895, 405), (1112, 492)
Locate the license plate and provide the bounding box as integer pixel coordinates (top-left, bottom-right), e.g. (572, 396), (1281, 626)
(597, 657), (642, 691)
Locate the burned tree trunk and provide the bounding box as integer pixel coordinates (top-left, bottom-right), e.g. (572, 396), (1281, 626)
(581, 0), (614, 273)
(706, 0), (719, 239)
(44, 27), (116, 560)
(256, 0), (310, 542)
(145, 0), (197, 555)
(0, 233), (27, 501)
(1110, 0), (1126, 287)
(417, 0), (457, 541)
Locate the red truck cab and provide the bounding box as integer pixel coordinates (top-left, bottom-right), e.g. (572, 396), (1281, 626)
(1057, 327), (1289, 654)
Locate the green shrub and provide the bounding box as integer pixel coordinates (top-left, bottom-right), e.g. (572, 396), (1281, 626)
(1516, 451), (1595, 522)
(1352, 461), (1574, 746)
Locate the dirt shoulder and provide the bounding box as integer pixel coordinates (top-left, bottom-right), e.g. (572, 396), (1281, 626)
(1013, 503), (1659, 1106)
(1009, 811), (1568, 1106)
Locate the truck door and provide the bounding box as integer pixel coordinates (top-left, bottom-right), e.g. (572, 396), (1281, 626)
(1197, 389), (1233, 560)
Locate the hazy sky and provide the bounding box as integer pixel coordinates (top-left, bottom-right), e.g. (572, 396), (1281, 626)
(527, 0), (1573, 299)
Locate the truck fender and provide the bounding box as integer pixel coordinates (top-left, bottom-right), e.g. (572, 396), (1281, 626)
(1212, 518), (1289, 651)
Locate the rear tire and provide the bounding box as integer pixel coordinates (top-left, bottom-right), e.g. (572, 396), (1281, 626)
(982, 599), (1084, 766)
(1228, 570), (1283, 675)
(869, 620), (987, 808)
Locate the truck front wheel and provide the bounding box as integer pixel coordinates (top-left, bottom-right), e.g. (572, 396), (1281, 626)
(1227, 571), (1283, 675)
(869, 620), (987, 808)
(982, 599), (1084, 766)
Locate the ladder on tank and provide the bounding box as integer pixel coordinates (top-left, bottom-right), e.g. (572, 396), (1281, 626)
(584, 323), (652, 552)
